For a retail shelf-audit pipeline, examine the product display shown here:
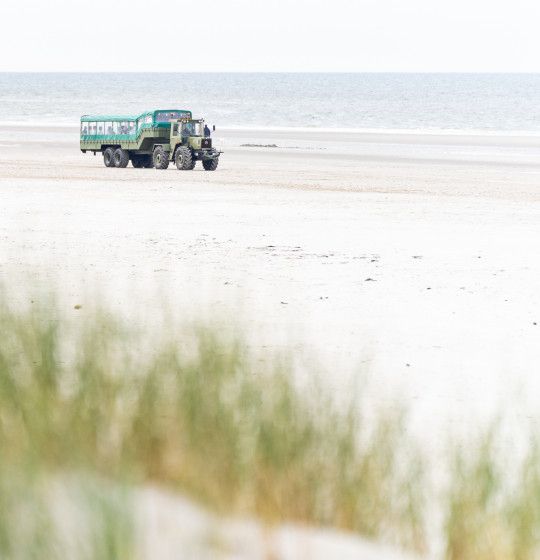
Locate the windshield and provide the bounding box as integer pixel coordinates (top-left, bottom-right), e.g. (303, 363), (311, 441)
(155, 111), (191, 122)
(181, 121), (203, 137)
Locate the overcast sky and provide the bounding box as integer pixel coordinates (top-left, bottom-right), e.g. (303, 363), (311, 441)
(1, 0), (539, 72)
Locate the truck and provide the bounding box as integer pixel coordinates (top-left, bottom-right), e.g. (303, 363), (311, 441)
(80, 109), (221, 170)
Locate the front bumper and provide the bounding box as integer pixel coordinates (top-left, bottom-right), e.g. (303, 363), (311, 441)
(193, 148), (222, 160)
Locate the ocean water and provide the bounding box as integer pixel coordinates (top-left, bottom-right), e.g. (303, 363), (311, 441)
(1, 73), (540, 132)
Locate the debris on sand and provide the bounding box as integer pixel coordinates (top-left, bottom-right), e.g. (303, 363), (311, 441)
(241, 143), (279, 148)
(240, 144), (326, 150)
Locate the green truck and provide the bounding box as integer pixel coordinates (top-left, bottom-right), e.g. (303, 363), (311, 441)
(80, 109), (221, 170)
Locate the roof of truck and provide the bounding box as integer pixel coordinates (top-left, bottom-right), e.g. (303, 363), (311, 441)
(81, 115), (137, 121)
(80, 109), (191, 122)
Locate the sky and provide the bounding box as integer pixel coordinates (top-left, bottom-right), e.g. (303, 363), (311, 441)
(1, 0), (540, 72)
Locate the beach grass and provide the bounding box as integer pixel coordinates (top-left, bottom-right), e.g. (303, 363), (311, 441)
(0, 295), (426, 556)
(444, 429), (540, 560)
(4, 293), (540, 558)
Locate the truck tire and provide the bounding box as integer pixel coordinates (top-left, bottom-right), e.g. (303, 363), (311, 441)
(187, 160), (196, 170)
(202, 158), (219, 171)
(114, 148), (129, 168)
(153, 146), (169, 170)
(103, 147), (114, 168)
(175, 146), (193, 170)
(142, 155), (154, 168)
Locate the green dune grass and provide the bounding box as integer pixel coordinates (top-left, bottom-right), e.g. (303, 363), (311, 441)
(0, 296), (424, 556)
(2, 294), (540, 559)
(444, 429), (540, 560)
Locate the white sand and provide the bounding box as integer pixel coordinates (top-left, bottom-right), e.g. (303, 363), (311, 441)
(51, 478), (421, 560)
(1, 124), (540, 444)
(133, 486), (421, 560)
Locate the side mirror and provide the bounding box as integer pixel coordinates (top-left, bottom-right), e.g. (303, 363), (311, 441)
(213, 125), (216, 132)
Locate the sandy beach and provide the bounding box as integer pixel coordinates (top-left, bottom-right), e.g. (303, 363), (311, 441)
(5, 0), (540, 551)
(1, 124), (540, 443)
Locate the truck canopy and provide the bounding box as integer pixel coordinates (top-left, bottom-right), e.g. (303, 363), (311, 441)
(80, 110), (192, 123)
(80, 110), (192, 139)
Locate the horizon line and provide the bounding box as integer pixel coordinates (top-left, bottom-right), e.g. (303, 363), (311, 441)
(1, 70), (540, 75)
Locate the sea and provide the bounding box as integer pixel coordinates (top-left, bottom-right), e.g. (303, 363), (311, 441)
(1, 73), (540, 133)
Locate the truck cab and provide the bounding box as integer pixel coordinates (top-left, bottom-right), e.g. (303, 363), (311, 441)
(159, 118), (219, 171)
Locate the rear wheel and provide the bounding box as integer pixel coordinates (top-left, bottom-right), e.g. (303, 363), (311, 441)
(103, 147), (114, 168)
(114, 148), (129, 168)
(187, 160), (196, 170)
(175, 146), (193, 170)
(153, 147), (169, 170)
(202, 158), (219, 171)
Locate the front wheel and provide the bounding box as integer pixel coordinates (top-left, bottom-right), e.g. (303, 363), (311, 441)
(153, 147), (169, 170)
(175, 146), (193, 170)
(202, 158), (219, 171)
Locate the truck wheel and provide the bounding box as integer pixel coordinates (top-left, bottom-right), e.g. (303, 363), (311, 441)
(153, 147), (169, 170)
(142, 155), (154, 168)
(103, 147), (114, 168)
(175, 146), (193, 170)
(114, 148), (129, 168)
(202, 158), (219, 171)
(131, 155), (144, 168)
(188, 160), (196, 170)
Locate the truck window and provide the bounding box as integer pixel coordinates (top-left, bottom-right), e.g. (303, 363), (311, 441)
(81, 122), (88, 135)
(97, 122), (104, 135)
(112, 122), (119, 135)
(106, 122), (114, 135)
(119, 121), (128, 134)
(145, 115), (152, 125)
(89, 122), (97, 135)
(155, 110), (191, 122)
(128, 121), (135, 134)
